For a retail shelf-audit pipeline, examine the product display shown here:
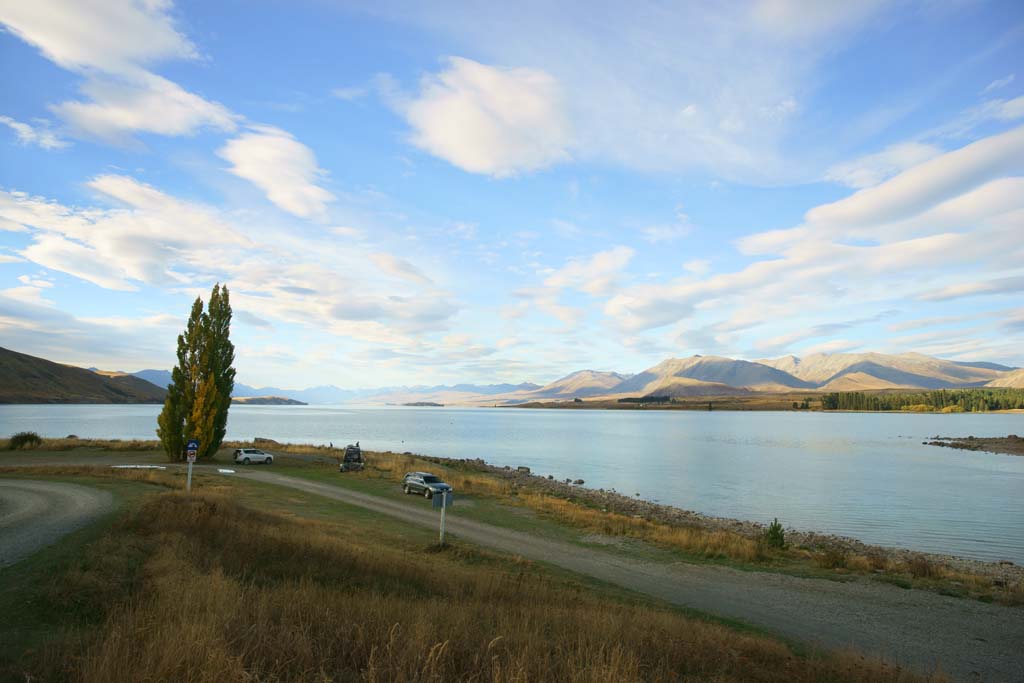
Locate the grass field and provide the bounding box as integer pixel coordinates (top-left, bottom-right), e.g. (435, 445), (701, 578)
(3, 438), (1021, 606)
(0, 467), (944, 682)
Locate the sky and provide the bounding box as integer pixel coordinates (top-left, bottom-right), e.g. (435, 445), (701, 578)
(0, 0), (1022, 389)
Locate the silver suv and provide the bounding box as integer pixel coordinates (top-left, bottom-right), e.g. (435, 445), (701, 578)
(402, 472), (452, 499)
(233, 448), (273, 465)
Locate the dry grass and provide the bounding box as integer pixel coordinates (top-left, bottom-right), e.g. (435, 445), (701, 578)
(363, 451), (768, 561)
(24, 492), (942, 683)
(0, 437), (163, 451)
(327, 451), (1024, 603)
(0, 464), (184, 489)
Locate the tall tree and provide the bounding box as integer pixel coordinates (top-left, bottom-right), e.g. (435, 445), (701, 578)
(156, 285), (235, 462)
(205, 284), (236, 459)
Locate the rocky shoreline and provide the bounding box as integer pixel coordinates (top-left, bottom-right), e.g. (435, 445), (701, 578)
(924, 434), (1024, 456)
(409, 452), (1024, 585)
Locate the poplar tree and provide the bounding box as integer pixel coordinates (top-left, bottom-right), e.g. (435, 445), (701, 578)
(156, 284), (235, 462)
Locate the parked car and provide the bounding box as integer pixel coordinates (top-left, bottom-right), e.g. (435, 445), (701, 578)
(402, 471), (452, 499)
(338, 442), (364, 472)
(233, 448), (273, 465)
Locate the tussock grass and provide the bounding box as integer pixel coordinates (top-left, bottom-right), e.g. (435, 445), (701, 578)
(0, 464), (184, 489)
(0, 437), (163, 451)
(25, 492), (941, 683)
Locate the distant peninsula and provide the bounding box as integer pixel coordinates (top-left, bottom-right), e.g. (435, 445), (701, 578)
(232, 396), (307, 406)
(402, 401), (444, 407)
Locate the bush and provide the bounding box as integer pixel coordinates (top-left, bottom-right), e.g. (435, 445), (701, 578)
(8, 431), (42, 450)
(905, 555), (938, 579)
(815, 548), (849, 569)
(763, 518), (785, 548)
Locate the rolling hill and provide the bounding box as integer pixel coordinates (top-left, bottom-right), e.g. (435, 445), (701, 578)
(0, 347), (166, 404)
(758, 352), (1011, 390)
(987, 368), (1024, 388)
(613, 356), (812, 396)
(531, 370), (629, 398)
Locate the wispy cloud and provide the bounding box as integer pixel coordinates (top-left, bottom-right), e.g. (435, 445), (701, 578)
(0, 115), (67, 149)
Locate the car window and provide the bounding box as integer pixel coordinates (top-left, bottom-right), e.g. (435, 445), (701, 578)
(422, 476), (441, 484)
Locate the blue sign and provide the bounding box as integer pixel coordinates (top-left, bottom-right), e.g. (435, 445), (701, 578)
(431, 491), (454, 509)
(186, 439), (199, 450)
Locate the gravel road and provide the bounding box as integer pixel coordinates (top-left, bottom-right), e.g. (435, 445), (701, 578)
(238, 470), (1023, 683)
(0, 479), (113, 568)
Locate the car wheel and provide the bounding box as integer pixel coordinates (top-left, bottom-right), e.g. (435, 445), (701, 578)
(243, 457), (250, 465)
(403, 485), (410, 494)
(265, 457), (271, 465)
(424, 488), (432, 499)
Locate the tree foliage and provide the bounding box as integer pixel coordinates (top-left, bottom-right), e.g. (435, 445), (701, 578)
(820, 388), (1024, 412)
(157, 284), (236, 461)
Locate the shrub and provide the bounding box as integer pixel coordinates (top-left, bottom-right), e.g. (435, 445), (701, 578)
(763, 518), (785, 548)
(905, 555), (938, 579)
(8, 431), (42, 450)
(815, 548), (849, 569)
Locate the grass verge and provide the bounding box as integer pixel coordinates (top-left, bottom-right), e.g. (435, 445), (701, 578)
(5, 487), (942, 683)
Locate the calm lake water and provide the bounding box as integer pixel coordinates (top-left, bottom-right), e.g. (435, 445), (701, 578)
(2, 404), (1023, 563)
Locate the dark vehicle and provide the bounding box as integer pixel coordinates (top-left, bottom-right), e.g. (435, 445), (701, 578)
(402, 471), (452, 499)
(339, 443), (364, 472)
(233, 448), (273, 465)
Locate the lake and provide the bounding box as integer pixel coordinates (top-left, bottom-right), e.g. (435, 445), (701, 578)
(2, 404), (1023, 564)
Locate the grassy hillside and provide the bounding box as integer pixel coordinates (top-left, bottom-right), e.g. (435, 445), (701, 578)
(0, 346), (166, 404)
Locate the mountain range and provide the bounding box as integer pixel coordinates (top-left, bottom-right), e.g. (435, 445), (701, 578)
(137, 351), (1021, 405)
(1, 345), (1021, 405)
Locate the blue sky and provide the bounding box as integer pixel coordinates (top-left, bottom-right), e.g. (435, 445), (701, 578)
(0, 1), (1022, 388)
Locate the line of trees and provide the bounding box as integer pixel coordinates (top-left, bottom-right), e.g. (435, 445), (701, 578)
(157, 284), (236, 461)
(820, 388), (1024, 412)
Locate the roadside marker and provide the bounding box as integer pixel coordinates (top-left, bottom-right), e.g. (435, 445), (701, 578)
(432, 490), (454, 545)
(186, 439), (199, 492)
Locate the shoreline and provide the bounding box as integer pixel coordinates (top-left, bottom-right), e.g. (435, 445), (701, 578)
(924, 434), (1024, 456)
(411, 450), (1024, 583)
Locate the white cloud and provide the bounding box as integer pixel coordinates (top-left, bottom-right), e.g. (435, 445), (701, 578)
(603, 126), (1024, 337)
(806, 125), (1024, 231)
(330, 226), (366, 239)
(218, 125), (335, 219)
(918, 275), (1024, 302)
(0, 0), (197, 74)
(0, 115), (67, 149)
(372, 2), (893, 180)
(981, 74), (1015, 94)
(1, 0), (237, 143)
(683, 259), (711, 276)
(370, 252), (434, 285)
(0, 177), (462, 350)
(544, 246), (634, 296)
(331, 86), (367, 101)
(824, 142), (943, 189)
(640, 207), (694, 243)
(53, 74), (236, 142)
(750, 0), (886, 39)
(1, 175), (250, 290)
(401, 57), (572, 177)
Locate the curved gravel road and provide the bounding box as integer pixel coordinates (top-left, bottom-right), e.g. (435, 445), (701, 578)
(237, 469), (1023, 683)
(0, 479), (113, 568)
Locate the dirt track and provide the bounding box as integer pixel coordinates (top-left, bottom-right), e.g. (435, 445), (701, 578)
(0, 479), (113, 567)
(237, 470), (1023, 683)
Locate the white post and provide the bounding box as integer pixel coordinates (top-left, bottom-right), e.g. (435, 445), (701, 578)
(186, 460), (193, 492)
(439, 493), (447, 546)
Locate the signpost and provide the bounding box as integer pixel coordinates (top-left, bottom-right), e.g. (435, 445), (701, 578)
(431, 490), (454, 545)
(186, 439), (199, 492)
